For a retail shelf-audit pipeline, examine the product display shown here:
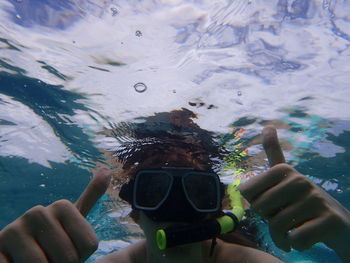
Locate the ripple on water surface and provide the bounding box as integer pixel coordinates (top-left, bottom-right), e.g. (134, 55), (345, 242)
(0, 1), (349, 263)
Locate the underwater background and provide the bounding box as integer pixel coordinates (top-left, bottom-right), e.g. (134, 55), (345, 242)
(0, 0), (349, 262)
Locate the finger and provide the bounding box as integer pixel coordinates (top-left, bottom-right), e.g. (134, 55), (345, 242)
(268, 197), (322, 252)
(239, 163), (293, 203)
(5, 237), (48, 263)
(0, 220), (49, 263)
(250, 173), (310, 218)
(289, 216), (330, 251)
(262, 126), (286, 167)
(269, 224), (291, 252)
(0, 252), (11, 263)
(51, 200), (98, 261)
(36, 223), (79, 263)
(24, 206), (79, 263)
(270, 197), (320, 239)
(76, 168), (111, 217)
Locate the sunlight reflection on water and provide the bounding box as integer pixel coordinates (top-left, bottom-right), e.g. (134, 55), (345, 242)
(0, 1), (350, 262)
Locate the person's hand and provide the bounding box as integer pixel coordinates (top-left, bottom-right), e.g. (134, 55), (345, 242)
(239, 126), (350, 261)
(0, 168), (111, 263)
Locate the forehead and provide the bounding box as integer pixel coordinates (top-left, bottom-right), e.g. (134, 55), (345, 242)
(156, 147), (208, 164)
(126, 148), (212, 176)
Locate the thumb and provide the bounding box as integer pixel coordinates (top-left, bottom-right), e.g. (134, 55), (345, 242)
(262, 126), (286, 167)
(75, 168), (111, 217)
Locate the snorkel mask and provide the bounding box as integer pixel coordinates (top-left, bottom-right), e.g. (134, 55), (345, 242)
(120, 167), (225, 222)
(119, 167), (244, 250)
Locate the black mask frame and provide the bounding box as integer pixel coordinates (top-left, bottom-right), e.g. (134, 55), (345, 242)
(119, 167), (225, 222)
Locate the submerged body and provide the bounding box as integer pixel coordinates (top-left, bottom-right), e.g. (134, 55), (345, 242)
(95, 237), (283, 263)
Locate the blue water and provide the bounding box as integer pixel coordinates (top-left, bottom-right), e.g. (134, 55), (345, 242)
(1, 0), (350, 262)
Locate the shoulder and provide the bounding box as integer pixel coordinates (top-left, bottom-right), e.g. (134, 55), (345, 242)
(214, 239), (284, 263)
(93, 240), (147, 263)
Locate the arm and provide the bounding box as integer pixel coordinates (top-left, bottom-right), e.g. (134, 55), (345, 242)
(216, 240), (284, 263)
(239, 127), (350, 262)
(93, 240), (146, 263)
(0, 169), (111, 263)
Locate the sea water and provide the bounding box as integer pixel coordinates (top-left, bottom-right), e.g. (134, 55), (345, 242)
(0, 0), (349, 262)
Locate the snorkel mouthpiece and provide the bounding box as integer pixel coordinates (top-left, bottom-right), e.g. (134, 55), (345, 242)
(156, 212), (239, 250)
(156, 179), (244, 250)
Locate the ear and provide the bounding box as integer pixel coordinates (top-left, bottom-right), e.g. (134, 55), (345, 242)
(119, 180), (134, 204)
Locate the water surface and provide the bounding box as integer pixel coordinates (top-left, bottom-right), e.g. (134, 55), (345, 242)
(1, 0), (350, 262)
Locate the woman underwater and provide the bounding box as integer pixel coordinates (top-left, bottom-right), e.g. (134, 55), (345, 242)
(0, 109), (349, 263)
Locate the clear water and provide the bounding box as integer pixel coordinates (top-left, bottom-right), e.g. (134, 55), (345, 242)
(0, 0), (349, 262)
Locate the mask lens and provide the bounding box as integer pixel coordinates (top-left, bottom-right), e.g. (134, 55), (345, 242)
(135, 172), (172, 209)
(183, 173), (219, 211)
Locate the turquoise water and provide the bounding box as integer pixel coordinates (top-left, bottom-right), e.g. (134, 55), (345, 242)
(0, 0), (349, 262)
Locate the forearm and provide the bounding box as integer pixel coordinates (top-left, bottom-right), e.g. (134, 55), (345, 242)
(94, 256), (114, 263)
(93, 241), (146, 263)
(93, 250), (131, 263)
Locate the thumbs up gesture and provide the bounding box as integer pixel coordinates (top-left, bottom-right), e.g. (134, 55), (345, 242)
(239, 127), (350, 262)
(0, 168), (111, 263)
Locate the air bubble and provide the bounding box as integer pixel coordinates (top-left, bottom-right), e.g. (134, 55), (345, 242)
(111, 7), (119, 16)
(237, 91), (242, 96)
(135, 30), (142, 37)
(134, 82), (147, 93)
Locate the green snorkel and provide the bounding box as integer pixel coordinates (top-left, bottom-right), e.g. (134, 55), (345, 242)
(156, 179), (245, 250)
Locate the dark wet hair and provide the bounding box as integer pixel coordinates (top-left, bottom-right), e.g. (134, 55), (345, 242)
(110, 108), (260, 249)
(111, 108), (221, 177)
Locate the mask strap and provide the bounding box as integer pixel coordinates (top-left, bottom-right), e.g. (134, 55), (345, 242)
(119, 180), (134, 203)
